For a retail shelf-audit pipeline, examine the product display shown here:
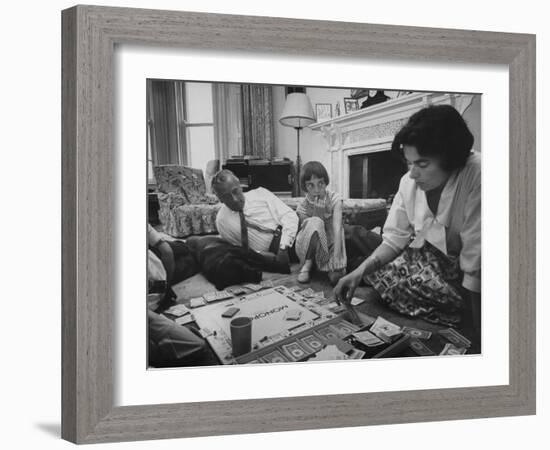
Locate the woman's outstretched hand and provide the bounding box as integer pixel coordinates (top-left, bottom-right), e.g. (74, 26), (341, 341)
(333, 269), (363, 305)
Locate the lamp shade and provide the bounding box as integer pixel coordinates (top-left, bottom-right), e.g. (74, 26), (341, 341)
(279, 93), (315, 128)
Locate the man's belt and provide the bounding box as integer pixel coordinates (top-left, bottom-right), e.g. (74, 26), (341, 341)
(244, 220), (283, 254)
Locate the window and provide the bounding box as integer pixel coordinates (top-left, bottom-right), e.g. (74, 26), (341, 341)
(181, 82), (216, 177)
(147, 80), (216, 184)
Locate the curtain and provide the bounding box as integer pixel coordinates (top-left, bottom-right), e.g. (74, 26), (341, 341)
(146, 80), (185, 166)
(241, 85), (274, 159)
(212, 83), (244, 163)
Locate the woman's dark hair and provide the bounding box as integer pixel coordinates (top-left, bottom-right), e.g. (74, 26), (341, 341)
(301, 161), (330, 190)
(391, 104), (474, 171)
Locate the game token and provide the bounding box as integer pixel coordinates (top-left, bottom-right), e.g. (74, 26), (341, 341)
(284, 309), (302, 321)
(226, 286), (248, 296)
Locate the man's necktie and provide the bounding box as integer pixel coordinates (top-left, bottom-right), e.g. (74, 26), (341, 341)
(239, 210), (249, 250)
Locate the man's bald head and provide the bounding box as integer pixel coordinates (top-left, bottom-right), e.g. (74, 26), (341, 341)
(212, 169), (245, 211)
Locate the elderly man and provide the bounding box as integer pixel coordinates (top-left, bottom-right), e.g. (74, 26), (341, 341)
(212, 169), (299, 266)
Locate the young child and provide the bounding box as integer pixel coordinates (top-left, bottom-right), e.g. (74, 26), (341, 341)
(295, 161), (347, 285)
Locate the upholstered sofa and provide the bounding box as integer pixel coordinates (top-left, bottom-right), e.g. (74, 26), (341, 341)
(154, 165), (388, 238)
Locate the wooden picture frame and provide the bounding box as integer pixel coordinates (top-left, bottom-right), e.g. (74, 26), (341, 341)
(62, 5), (536, 444)
(315, 103), (333, 122)
(343, 97), (359, 114)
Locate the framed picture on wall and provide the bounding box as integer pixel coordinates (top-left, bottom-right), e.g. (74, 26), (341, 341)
(343, 97), (359, 113)
(315, 103), (333, 122)
(62, 5), (535, 444)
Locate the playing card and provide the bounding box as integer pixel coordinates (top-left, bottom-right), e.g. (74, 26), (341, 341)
(448, 328), (472, 346)
(243, 283), (263, 292)
(313, 296), (331, 306)
(274, 286), (289, 294)
(203, 290), (233, 302)
(326, 302), (346, 313)
(189, 297), (206, 308)
(352, 330), (385, 347)
(299, 288), (316, 298)
(287, 286), (302, 292)
(260, 280), (274, 289)
(260, 349), (289, 364)
(402, 326), (432, 340)
(164, 303), (191, 317)
(330, 320), (359, 338)
(287, 293), (303, 302)
(315, 326), (340, 342)
(299, 334), (324, 352)
(439, 328), (472, 348)
(408, 338), (436, 356)
(440, 343), (467, 355)
(348, 348), (366, 359)
(308, 345), (348, 361)
(281, 341), (309, 361)
(323, 337), (355, 354)
(350, 297), (366, 306)
(370, 316), (402, 342)
(174, 314), (195, 326)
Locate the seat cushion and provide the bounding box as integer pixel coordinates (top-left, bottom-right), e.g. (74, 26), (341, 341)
(159, 203), (221, 238)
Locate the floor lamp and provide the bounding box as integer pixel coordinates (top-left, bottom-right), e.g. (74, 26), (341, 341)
(279, 93), (315, 196)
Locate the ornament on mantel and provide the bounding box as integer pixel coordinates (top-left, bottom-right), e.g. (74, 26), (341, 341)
(335, 101), (341, 117)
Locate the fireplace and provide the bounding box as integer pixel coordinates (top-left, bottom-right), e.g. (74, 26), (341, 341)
(309, 92), (474, 198)
(349, 151), (406, 199)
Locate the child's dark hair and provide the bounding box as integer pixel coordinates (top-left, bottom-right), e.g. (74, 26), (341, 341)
(300, 161), (330, 190)
(391, 104), (474, 172)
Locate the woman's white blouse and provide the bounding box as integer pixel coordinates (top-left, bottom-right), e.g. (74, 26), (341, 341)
(382, 152), (481, 292)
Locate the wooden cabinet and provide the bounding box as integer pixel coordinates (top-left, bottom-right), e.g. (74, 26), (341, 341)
(222, 159), (294, 197)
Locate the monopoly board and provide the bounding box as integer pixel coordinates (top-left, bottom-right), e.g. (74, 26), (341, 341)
(191, 286), (339, 364)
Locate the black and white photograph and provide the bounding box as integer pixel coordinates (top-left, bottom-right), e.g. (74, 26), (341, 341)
(343, 97), (359, 113)
(315, 103), (333, 122)
(146, 81), (482, 368)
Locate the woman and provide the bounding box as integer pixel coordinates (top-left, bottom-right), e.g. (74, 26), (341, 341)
(295, 161), (347, 285)
(334, 105), (481, 329)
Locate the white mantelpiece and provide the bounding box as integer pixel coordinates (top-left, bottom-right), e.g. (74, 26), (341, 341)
(309, 92), (474, 197)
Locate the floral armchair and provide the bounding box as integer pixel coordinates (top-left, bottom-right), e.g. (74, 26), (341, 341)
(154, 165), (221, 238)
